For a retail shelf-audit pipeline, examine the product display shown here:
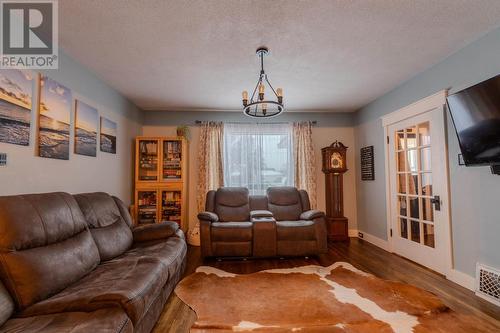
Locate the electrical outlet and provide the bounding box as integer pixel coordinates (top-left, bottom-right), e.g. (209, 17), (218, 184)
(358, 232), (364, 239)
(0, 153), (6, 166)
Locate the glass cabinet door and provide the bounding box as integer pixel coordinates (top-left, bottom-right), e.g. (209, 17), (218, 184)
(138, 139), (159, 181)
(160, 189), (182, 224)
(162, 140), (182, 181)
(137, 190), (158, 225)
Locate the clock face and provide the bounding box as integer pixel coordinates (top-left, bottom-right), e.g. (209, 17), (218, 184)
(330, 152), (343, 169)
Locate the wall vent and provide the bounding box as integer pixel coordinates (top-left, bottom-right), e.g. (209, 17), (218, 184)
(476, 263), (500, 306)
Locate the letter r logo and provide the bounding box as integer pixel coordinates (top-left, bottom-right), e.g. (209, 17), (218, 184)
(1, 1), (54, 54)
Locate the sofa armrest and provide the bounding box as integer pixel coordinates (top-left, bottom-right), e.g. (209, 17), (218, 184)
(250, 210), (274, 218)
(300, 209), (325, 220)
(197, 211), (219, 222)
(132, 222), (179, 243)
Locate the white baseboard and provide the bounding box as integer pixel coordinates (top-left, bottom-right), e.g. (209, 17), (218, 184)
(447, 269), (475, 291)
(357, 230), (390, 252)
(348, 229), (359, 237)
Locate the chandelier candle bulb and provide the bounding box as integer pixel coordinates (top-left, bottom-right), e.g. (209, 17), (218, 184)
(242, 91), (248, 106)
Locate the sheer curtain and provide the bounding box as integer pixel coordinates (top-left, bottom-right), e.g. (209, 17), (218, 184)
(293, 121), (317, 208)
(223, 123), (294, 195)
(197, 121), (224, 212)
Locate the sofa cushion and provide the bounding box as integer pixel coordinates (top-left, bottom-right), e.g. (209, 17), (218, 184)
(2, 308), (133, 333)
(267, 187), (303, 221)
(0, 193), (100, 310)
(276, 221), (316, 241)
(211, 222), (253, 242)
(125, 230), (187, 272)
(20, 254), (167, 325)
(74, 192), (133, 261)
(0, 281), (14, 327)
(20, 231), (188, 325)
(215, 187), (250, 222)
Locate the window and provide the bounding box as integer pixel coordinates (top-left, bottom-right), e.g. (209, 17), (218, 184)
(223, 123), (294, 195)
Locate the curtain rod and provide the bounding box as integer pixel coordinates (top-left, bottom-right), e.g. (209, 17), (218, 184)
(194, 120), (317, 125)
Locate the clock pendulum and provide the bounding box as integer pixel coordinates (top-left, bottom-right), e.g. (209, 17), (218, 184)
(321, 141), (349, 241)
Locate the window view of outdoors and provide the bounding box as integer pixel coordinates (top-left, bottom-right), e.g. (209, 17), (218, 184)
(223, 123), (294, 194)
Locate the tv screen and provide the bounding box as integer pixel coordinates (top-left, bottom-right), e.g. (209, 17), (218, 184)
(447, 74), (500, 166)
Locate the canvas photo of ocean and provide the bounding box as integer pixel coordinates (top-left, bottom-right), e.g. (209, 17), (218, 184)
(75, 100), (98, 156)
(100, 116), (117, 154)
(0, 69), (34, 146)
(38, 76), (72, 160)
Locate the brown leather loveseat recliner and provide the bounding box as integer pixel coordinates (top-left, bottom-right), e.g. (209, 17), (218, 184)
(199, 186), (327, 258)
(0, 192), (187, 333)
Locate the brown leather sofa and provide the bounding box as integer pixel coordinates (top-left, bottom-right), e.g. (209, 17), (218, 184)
(0, 192), (187, 333)
(199, 187), (327, 258)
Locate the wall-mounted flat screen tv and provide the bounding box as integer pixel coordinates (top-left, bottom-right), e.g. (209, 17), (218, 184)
(447, 74), (500, 166)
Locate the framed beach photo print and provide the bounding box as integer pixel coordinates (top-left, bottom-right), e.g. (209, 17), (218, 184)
(38, 76), (72, 160)
(0, 69), (34, 146)
(100, 116), (117, 154)
(74, 100), (98, 157)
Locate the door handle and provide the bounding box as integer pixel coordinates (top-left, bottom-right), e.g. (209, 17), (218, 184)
(430, 195), (441, 211)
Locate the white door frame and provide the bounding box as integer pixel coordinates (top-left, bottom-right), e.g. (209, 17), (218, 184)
(381, 90), (454, 277)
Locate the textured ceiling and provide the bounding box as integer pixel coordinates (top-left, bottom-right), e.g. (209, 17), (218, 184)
(59, 0), (500, 112)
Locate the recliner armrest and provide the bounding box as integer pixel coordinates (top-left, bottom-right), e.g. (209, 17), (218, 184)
(132, 221), (179, 243)
(250, 210), (274, 218)
(197, 211), (219, 222)
(300, 209), (325, 220)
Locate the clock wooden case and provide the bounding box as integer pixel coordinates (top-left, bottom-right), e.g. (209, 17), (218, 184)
(321, 141), (349, 241)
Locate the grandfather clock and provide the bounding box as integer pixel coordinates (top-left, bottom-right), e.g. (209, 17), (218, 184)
(321, 141), (349, 241)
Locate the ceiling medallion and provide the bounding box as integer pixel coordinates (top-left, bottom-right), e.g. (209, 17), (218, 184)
(242, 47), (284, 118)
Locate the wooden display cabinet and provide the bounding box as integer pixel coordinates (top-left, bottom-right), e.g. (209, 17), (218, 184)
(134, 137), (188, 230)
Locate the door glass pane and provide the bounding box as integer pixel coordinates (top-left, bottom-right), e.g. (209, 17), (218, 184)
(424, 224), (435, 248)
(406, 127), (417, 149)
(411, 220), (420, 243)
(407, 149), (418, 172)
(396, 131), (405, 150)
(422, 197), (434, 222)
(398, 196), (407, 216)
(400, 218), (408, 239)
(409, 197), (419, 219)
(397, 151), (407, 172)
(408, 174), (419, 195)
(398, 174), (407, 194)
(421, 173), (433, 196)
(420, 147), (431, 171)
(137, 191), (157, 225)
(138, 140), (159, 181)
(418, 122), (431, 146)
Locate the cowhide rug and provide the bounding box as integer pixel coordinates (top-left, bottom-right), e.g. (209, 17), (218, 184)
(175, 262), (500, 332)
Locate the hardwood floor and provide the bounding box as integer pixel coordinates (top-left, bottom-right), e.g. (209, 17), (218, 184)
(153, 238), (500, 332)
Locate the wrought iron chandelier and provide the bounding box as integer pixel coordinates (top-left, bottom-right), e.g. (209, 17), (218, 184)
(242, 47), (283, 118)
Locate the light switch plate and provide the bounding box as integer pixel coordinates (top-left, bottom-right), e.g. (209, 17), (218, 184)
(0, 153), (6, 166)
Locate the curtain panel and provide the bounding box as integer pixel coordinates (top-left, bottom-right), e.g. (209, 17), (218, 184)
(293, 121), (317, 208)
(197, 121), (224, 212)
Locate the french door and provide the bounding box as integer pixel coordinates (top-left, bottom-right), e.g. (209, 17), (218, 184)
(387, 106), (451, 275)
